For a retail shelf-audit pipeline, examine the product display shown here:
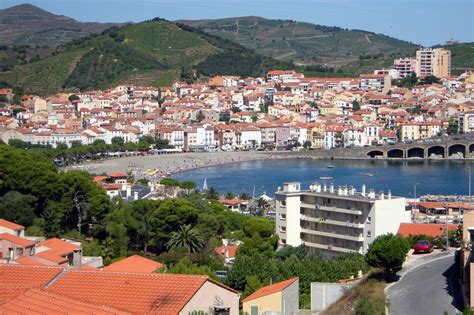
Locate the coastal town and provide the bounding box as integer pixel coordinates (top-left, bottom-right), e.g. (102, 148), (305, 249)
(0, 1), (473, 314)
(1, 47), (473, 155)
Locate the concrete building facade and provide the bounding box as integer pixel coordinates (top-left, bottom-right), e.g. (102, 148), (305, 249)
(415, 48), (451, 78)
(275, 182), (411, 257)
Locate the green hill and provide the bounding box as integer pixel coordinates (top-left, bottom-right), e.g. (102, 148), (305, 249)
(0, 19), (293, 96)
(178, 17), (418, 67)
(0, 4), (119, 47)
(444, 42), (474, 73)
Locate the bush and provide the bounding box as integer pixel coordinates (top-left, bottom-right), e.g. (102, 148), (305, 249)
(366, 234), (410, 273)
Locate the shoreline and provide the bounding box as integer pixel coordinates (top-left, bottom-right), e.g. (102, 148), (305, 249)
(66, 151), (474, 177)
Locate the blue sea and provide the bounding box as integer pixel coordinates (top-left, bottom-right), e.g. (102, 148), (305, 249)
(173, 159), (472, 198)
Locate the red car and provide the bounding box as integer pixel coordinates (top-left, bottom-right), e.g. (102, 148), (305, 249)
(413, 240), (433, 253)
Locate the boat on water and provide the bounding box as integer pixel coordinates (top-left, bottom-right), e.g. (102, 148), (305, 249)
(319, 176), (334, 180)
(366, 173), (373, 177)
(326, 165), (334, 169)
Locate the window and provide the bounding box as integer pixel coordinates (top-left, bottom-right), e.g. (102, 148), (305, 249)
(214, 307), (230, 315)
(280, 213), (286, 220)
(367, 231), (372, 237)
(251, 306), (258, 315)
(367, 216), (372, 224)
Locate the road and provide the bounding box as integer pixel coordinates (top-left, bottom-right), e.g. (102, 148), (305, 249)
(386, 251), (463, 315)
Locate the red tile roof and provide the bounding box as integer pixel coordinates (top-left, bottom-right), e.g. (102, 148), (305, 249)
(36, 250), (68, 264)
(104, 255), (164, 273)
(242, 277), (299, 302)
(0, 288), (129, 314)
(0, 219), (24, 231)
(47, 270), (212, 314)
(14, 257), (48, 266)
(0, 233), (35, 247)
(397, 223), (459, 237)
(214, 245), (238, 259)
(0, 265), (62, 304)
(38, 238), (80, 255)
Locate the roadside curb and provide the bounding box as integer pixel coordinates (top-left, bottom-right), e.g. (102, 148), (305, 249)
(385, 250), (454, 293)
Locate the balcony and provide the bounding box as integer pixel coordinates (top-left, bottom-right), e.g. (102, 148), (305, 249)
(318, 205), (363, 215)
(303, 241), (362, 254)
(301, 228), (364, 242)
(301, 216), (364, 228)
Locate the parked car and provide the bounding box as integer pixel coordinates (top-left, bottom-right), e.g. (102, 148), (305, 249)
(413, 240), (433, 253)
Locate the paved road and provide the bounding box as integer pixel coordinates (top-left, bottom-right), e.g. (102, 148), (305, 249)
(386, 251), (463, 315)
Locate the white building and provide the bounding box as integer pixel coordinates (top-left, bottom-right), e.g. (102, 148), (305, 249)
(275, 182), (410, 257)
(393, 58), (416, 78)
(343, 128), (366, 147)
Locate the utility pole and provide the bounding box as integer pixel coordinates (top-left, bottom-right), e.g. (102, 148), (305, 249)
(445, 202), (449, 251)
(469, 166), (472, 215)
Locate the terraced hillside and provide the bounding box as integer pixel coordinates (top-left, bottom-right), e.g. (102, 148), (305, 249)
(0, 4), (118, 47)
(447, 42), (474, 73)
(0, 18), (293, 96)
(179, 17), (418, 66)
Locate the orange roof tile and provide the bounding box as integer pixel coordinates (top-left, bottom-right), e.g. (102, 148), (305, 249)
(0, 288), (129, 315)
(397, 223), (459, 237)
(242, 277), (299, 302)
(36, 250), (68, 264)
(0, 233), (35, 247)
(0, 265), (62, 304)
(14, 257), (48, 267)
(214, 245), (238, 259)
(0, 219), (24, 231)
(104, 255), (163, 273)
(38, 238), (80, 255)
(47, 270), (210, 314)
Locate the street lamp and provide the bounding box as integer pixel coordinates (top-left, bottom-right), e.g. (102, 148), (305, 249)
(413, 182), (419, 220)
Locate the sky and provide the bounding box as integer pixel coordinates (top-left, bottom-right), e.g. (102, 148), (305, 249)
(2, 0), (473, 46)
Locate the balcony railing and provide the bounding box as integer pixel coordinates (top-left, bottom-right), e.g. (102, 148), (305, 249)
(301, 216), (364, 228)
(301, 203), (363, 215)
(302, 241), (362, 254)
(301, 228), (364, 242)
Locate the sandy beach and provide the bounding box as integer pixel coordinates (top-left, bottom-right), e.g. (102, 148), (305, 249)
(68, 151), (287, 177)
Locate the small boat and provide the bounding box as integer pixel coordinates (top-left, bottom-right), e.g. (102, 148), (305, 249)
(366, 173), (373, 177)
(326, 165), (334, 169)
(320, 176), (333, 180)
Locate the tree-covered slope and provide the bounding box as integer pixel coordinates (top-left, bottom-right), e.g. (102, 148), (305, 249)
(0, 18), (294, 95)
(178, 17), (418, 66)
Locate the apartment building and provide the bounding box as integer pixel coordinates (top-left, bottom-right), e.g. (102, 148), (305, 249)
(359, 74), (391, 92)
(275, 182), (410, 257)
(415, 48), (451, 78)
(459, 112), (474, 134)
(393, 58), (416, 78)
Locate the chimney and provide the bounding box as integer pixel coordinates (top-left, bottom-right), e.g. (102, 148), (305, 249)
(361, 184), (366, 197)
(388, 190), (392, 199)
(134, 191), (139, 201)
(369, 189), (375, 199)
(323, 183), (327, 192)
(73, 248), (82, 269)
(337, 186), (343, 196)
(316, 183), (321, 193)
(329, 183), (334, 194)
(379, 191), (385, 200)
(343, 186), (348, 196)
(349, 186), (355, 195)
(126, 185), (131, 198)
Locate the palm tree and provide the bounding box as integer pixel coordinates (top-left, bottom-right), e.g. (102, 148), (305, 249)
(206, 187), (219, 200)
(239, 192), (250, 200)
(256, 197), (269, 210)
(166, 225), (205, 253)
(225, 192), (235, 199)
